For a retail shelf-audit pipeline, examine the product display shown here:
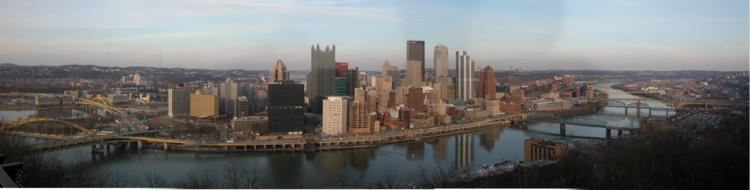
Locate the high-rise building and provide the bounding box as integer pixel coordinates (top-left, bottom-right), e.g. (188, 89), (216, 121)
(585, 84), (594, 102)
(347, 100), (370, 134)
(407, 60), (423, 87)
(268, 59), (289, 83)
(381, 60), (400, 88)
(366, 89), (378, 113)
(435, 77), (454, 101)
(268, 81), (305, 134)
(132, 73), (142, 85)
(456, 51), (475, 102)
(511, 88), (525, 104)
(309, 44), (336, 114)
(406, 87), (427, 113)
(335, 62), (348, 77)
(220, 78), (239, 117)
(190, 93), (219, 119)
(347, 68), (359, 96)
(335, 77), (348, 96)
(477, 65), (496, 100)
(434, 44), (449, 79)
(563, 74), (575, 86)
(322, 96), (348, 136)
(407, 40), (425, 81)
(237, 96), (249, 117)
(168, 88), (193, 118)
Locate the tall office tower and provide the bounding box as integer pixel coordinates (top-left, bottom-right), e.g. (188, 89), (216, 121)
(309, 44), (336, 114)
(220, 78), (239, 117)
(435, 77), (454, 101)
(406, 87), (426, 113)
(237, 96), (249, 117)
(268, 59), (289, 83)
(335, 77), (348, 96)
(366, 89), (378, 113)
(407, 60), (423, 87)
(239, 87), (258, 114)
(347, 100), (369, 133)
(434, 44), (449, 78)
(190, 93), (219, 118)
(511, 88), (525, 104)
(322, 96), (348, 136)
(168, 88), (193, 118)
(268, 81), (306, 134)
(335, 62), (348, 77)
(456, 51), (476, 102)
(354, 87), (366, 102)
(347, 68), (359, 96)
(563, 74), (575, 86)
(132, 73), (142, 85)
(407, 40), (425, 81)
(455, 133), (474, 171)
(381, 60), (400, 88)
(477, 65), (496, 100)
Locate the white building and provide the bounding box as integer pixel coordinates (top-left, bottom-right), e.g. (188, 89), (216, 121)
(456, 51), (475, 102)
(322, 96), (348, 136)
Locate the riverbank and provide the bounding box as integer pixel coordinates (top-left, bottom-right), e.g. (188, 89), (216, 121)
(447, 112), (749, 189)
(27, 117), (513, 153)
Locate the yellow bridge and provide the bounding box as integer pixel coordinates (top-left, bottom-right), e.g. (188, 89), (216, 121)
(1, 118), (96, 136)
(76, 96), (125, 115)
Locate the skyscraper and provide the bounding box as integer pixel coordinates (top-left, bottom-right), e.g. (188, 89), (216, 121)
(434, 44), (449, 78)
(477, 65), (496, 100)
(407, 40), (425, 81)
(268, 81), (305, 134)
(347, 67), (359, 96)
(322, 96), (348, 136)
(381, 60), (400, 88)
(168, 88), (192, 118)
(309, 44), (336, 114)
(220, 78), (239, 117)
(456, 51), (475, 102)
(268, 59), (289, 83)
(335, 62), (348, 77)
(407, 60), (423, 87)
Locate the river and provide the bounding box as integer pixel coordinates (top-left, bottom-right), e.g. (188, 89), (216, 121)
(1, 83), (673, 188)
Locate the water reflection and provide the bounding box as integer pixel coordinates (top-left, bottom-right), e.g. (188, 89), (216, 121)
(269, 153), (304, 188)
(454, 134), (474, 171)
(429, 138), (448, 163)
(479, 127), (503, 151)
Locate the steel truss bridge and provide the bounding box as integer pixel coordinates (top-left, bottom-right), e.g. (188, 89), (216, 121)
(521, 113), (639, 139)
(1, 118), (96, 136)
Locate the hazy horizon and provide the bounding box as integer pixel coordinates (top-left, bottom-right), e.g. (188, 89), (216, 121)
(0, 0), (747, 71)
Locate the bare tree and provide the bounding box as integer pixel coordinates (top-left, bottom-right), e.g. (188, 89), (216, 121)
(375, 168), (402, 188)
(144, 173), (168, 187)
(221, 160), (263, 188)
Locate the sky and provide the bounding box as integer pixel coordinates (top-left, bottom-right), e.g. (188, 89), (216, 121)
(0, 0), (747, 71)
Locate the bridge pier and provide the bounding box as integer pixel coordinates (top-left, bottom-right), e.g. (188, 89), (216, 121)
(606, 128), (611, 139)
(163, 142), (168, 151)
(636, 107), (641, 117)
(560, 123), (566, 137)
(648, 109), (652, 117)
(137, 140), (142, 150)
(624, 107), (628, 116)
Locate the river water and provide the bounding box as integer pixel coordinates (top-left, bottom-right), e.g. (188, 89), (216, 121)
(2, 83), (672, 188)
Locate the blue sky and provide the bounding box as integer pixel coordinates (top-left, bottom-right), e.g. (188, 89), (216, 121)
(0, 0), (747, 71)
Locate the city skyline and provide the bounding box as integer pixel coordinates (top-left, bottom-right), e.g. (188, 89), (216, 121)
(0, 0), (747, 71)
